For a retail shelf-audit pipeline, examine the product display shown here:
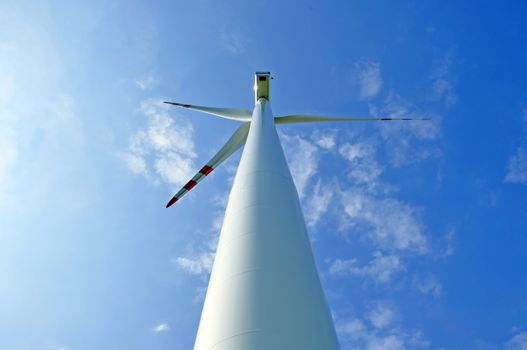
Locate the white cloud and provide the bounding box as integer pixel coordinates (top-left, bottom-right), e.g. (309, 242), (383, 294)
(305, 179), (334, 227)
(340, 191), (428, 254)
(339, 141), (384, 189)
(151, 322), (170, 333)
(121, 99), (196, 187)
(219, 31), (246, 55)
(438, 229), (455, 257)
(367, 302), (396, 329)
(209, 190), (231, 231)
(369, 92), (442, 167)
(174, 253), (214, 276)
(337, 308), (430, 350)
(312, 130), (337, 150)
(135, 73), (156, 90)
(474, 339), (499, 350)
(173, 195), (225, 278)
(337, 318), (368, 342)
(155, 152), (196, 186)
(329, 251), (405, 284)
(414, 274), (442, 297)
(505, 110), (527, 184)
(505, 145), (527, 184)
(376, 93), (441, 142)
(140, 100), (194, 155)
(173, 231), (218, 278)
(430, 55), (457, 106)
(356, 62), (384, 100)
(280, 133), (319, 198)
(505, 331), (527, 350)
(367, 334), (405, 350)
(120, 152), (147, 176)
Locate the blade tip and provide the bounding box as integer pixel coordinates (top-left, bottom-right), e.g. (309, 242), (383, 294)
(164, 101), (180, 106)
(166, 197), (178, 208)
(164, 101), (191, 108)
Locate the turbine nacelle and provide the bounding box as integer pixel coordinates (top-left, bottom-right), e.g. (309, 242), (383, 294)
(254, 71), (271, 103)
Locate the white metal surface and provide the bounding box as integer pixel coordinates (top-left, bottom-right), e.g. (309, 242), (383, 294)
(193, 99), (340, 350)
(163, 101), (252, 122)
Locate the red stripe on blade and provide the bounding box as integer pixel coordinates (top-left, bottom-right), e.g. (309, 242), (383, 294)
(183, 180), (198, 191)
(166, 197), (178, 208)
(199, 165), (214, 175)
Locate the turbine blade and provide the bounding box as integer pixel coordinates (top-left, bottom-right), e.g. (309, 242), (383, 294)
(164, 101), (252, 122)
(275, 115), (430, 124)
(166, 122), (251, 208)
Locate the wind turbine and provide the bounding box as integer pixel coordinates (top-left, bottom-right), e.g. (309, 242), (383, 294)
(165, 72), (426, 350)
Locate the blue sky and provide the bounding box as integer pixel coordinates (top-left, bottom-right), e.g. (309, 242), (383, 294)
(1, 1), (527, 349)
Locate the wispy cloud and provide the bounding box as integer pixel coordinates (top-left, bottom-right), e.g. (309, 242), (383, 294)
(339, 141), (384, 190)
(504, 109), (527, 184)
(173, 194), (226, 279)
(151, 322), (170, 334)
(120, 98), (196, 187)
(377, 93), (441, 141)
(335, 135), (429, 259)
(370, 92), (442, 167)
(329, 251), (405, 284)
(312, 130), (337, 150)
(219, 31), (247, 55)
(174, 244), (216, 302)
(340, 191), (428, 254)
(281, 132), (319, 198)
(120, 152), (147, 176)
(382, 96), (439, 139)
(366, 301), (397, 329)
(336, 304), (430, 350)
(337, 317), (368, 342)
(51, 346), (70, 350)
(300, 112), (443, 304)
(355, 62), (384, 100)
(305, 179), (334, 228)
(437, 229), (456, 258)
(135, 73), (156, 90)
(505, 145), (527, 184)
(505, 331), (527, 350)
(429, 55), (457, 106)
(414, 274), (442, 297)
(174, 253), (214, 276)
(173, 229), (218, 280)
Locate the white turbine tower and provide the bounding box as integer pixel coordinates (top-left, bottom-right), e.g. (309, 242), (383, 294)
(165, 72), (426, 350)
